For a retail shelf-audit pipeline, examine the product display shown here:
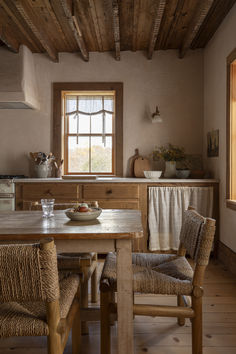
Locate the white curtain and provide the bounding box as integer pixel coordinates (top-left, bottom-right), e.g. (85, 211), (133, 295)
(148, 187), (213, 251)
(65, 95), (114, 145)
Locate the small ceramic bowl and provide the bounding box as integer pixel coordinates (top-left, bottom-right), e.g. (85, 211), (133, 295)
(65, 207), (102, 221)
(176, 169), (190, 179)
(144, 171), (162, 179)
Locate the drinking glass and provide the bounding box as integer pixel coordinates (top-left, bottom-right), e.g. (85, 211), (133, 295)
(41, 199), (55, 218)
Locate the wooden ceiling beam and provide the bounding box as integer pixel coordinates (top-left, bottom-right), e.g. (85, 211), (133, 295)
(14, 0), (58, 62)
(179, 0), (214, 58)
(0, 23), (19, 52)
(59, 0), (89, 61)
(191, 0), (236, 49)
(88, 0), (103, 52)
(111, 0), (120, 60)
(132, 0), (140, 51)
(0, 0), (42, 52)
(147, 0), (166, 59)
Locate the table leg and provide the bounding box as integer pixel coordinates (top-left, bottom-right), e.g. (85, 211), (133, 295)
(116, 239), (134, 354)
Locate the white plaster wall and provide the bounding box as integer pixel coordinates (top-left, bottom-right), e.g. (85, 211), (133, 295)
(204, 4), (236, 252)
(0, 49), (203, 177)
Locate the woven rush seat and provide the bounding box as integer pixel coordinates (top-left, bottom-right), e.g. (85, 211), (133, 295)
(0, 272), (80, 337)
(101, 252), (193, 295)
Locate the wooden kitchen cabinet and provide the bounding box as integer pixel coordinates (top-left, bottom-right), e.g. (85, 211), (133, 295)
(15, 182), (147, 252)
(15, 180), (219, 254)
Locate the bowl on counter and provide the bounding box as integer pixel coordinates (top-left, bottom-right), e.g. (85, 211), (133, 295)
(176, 169), (190, 179)
(65, 207), (102, 221)
(144, 171), (162, 179)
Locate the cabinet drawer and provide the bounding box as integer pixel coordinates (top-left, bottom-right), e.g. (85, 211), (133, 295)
(22, 183), (78, 200)
(83, 184), (139, 199)
(97, 200), (139, 209)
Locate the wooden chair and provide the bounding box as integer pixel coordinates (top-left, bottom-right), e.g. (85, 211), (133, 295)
(0, 238), (81, 354)
(27, 201), (98, 334)
(100, 207), (216, 354)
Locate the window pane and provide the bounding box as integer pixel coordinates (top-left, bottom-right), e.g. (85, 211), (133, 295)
(105, 113), (113, 133)
(68, 114), (77, 133)
(68, 136), (89, 173)
(91, 113), (103, 133)
(68, 114), (90, 134)
(91, 137), (112, 173)
(79, 114), (90, 134)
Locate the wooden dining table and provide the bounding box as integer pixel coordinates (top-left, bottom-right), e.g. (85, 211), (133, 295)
(0, 209), (143, 354)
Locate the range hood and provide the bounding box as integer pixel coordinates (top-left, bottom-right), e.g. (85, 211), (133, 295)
(0, 45), (40, 110)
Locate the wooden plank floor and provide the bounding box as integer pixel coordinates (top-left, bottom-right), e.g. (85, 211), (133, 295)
(0, 260), (235, 353)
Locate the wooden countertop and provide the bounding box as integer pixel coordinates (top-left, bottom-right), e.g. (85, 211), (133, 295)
(14, 177), (219, 184)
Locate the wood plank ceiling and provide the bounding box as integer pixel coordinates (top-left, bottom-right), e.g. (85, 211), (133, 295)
(0, 0), (235, 62)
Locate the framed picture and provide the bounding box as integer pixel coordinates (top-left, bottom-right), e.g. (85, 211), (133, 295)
(207, 129), (219, 157)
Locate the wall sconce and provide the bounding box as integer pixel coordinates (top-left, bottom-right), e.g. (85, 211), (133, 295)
(151, 105), (162, 123)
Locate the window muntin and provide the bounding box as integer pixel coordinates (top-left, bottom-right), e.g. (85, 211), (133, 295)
(63, 91), (115, 175)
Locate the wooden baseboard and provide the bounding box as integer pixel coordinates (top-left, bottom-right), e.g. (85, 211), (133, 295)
(218, 241), (236, 276)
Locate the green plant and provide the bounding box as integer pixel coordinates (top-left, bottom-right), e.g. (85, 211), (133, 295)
(153, 144), (185, 162)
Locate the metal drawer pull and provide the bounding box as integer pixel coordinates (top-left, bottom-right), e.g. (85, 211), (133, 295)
(106, 189), (112, 194)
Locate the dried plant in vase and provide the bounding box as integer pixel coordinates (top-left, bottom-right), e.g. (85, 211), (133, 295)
(153, 144), (186, 178)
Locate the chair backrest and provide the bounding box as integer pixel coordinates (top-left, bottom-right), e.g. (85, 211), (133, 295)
(0, 238), (59, 303)
(179, 209), (215, 266)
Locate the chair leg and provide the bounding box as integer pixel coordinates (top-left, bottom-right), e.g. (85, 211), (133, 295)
(72, 303), (81, 354)
(91, 265), (98, 303)
(100, 289), (111, 354)
(192, 295), (203, 354)
(109, 290), (116, 325)
(177, 295), (185, 326)
(81, 276), (89, 335)
(47, 302), (63, 354)
(47, 332), (62, 354)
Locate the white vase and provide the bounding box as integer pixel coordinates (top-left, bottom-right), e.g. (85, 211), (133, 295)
(164, 161), (176, 178)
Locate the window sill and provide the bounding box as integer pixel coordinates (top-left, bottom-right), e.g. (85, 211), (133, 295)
(226, 199), (236, 210)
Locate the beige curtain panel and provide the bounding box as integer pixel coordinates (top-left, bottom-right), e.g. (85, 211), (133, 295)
(148, 186), (213, 251)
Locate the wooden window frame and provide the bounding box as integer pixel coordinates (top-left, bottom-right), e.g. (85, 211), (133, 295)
(226, 48), (236, 210)
(53, 82), (123, 177)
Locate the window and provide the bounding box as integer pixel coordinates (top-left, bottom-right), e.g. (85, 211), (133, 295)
(227, 49), (236, 209)
(53, 83), (123, 176)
